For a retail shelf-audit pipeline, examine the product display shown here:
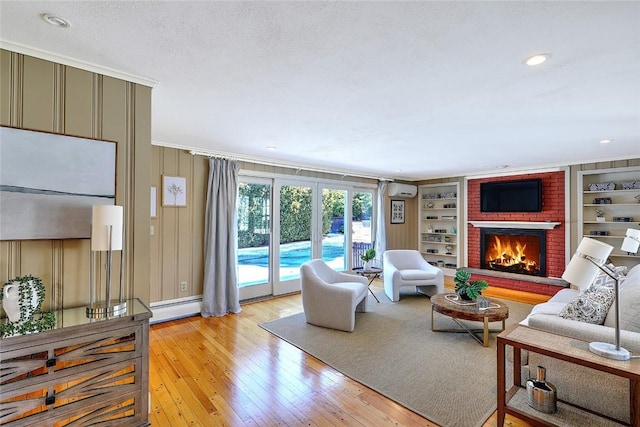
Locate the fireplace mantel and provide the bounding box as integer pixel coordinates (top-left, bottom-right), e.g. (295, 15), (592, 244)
(469, 221), (561, 230)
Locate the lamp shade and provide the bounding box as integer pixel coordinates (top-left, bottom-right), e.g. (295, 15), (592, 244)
(91, 205), (123, 251)
(561, 237), (613, 289)
(621, 228), (640, 253)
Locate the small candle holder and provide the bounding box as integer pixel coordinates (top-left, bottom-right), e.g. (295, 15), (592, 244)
(476, 296), (490, 310)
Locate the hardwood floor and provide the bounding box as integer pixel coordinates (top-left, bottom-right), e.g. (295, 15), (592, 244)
(149, 282), (540, 426)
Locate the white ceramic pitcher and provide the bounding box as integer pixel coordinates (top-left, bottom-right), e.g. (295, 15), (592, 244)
(2, 280), (38, 323)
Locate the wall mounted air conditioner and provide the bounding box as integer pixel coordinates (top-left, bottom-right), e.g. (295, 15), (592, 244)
(387, 183), (417, 198)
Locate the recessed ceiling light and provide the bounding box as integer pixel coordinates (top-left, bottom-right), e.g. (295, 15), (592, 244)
(42, 13), (71, 28)
(266, 146), (276, 151)
(524, 53), (550, 66)
(600, 139), (613, 144)
(497, 165), (509, 169)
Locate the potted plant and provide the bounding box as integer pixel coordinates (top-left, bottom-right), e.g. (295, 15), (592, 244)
(360, 248), (376, 271)
(1, 275), (56, 338)
(454, 269), (488, 301)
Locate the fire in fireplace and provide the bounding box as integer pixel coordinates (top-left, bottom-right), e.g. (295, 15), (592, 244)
(480, 228), (546, 277)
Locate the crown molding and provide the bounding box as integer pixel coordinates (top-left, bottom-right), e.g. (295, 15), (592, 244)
(0, 40), (158, 88)
(152, 140), (388, 181)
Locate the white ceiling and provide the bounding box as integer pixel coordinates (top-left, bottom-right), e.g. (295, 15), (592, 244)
(1, 1), (639, 181)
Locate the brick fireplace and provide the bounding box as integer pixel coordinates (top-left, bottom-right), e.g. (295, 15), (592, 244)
(467, 172), (566, 296)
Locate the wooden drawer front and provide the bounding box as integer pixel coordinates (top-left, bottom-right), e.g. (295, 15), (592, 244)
(1, 324), (142, 392)
(0, 358), (144, 426)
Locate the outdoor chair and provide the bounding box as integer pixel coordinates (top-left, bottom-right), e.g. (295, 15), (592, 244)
(299, 259), (368, 332)
(382, 249), (444, 302)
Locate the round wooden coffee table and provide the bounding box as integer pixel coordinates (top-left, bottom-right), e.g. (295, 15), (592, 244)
(430, 293), (509, 347)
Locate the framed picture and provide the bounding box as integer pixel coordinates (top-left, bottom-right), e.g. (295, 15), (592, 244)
(162, 176), (187, 207)
(150, 187), (157, 217)
(0, 126), (116, 240)
(391, 200), (405, 224)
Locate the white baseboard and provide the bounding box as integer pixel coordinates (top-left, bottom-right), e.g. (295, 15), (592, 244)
(150, 297), (202, 324)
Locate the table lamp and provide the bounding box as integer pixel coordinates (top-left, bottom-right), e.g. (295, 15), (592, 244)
(561, 229), (640, 361)
(87, 205), (127, 318)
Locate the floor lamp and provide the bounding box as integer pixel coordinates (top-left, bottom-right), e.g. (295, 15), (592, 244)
(561, 229), (640, 361)
(87, 205), (127, 318)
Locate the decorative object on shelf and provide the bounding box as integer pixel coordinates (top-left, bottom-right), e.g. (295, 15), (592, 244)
(589, 182), (616, 191)
(526, 366), (557, 414)
(613, 216), (634, 222)
(437, 260), (444, 267)
(425, 201), (435, 208)
(1, 275), (56, 338)
(441, 215), (456, 220)
(562, 231), (640, 361)
(622, 181), (640, 190)
(435, 228), (447, 233)
(593, 197), (612, 204)
(444, 236), (451, 243)
(87, 205), (127, 318)
(443, 203), (456, 209)
(450, 225), (457, 234)
(360, 248), (376, 271)
(390, 199), (405, 224)
(595, 209), (605, 222)
(425, 215), (438, 220)
(441, 192), (457, 199)
(427, 224), (433, 233)
(590, 230), (609, 236)
(453, 269), (488, 301)
(445, 245), (453, 255)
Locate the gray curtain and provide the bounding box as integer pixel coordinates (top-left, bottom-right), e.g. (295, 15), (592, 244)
(374, 181), (387, 267)
(201, 158), (241, 317)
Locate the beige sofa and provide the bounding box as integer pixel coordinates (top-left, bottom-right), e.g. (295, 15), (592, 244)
(517, 263), (640, 423)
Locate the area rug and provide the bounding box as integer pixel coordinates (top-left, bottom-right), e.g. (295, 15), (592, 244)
(260, 292), (532, 427)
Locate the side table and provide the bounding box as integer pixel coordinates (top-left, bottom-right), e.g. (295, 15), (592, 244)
(497, 324), (639, 426)
(352, 266), (382, 303)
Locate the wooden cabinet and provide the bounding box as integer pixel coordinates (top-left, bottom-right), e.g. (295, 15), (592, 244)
(578, 166), (640, 271)
(0, 299), (151, 427)
(418, 183), (460, 276)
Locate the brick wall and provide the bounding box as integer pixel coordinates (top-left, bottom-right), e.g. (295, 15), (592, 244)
(467, 171), (565, 294)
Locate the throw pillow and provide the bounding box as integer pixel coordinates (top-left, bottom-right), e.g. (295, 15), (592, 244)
(559, 285), (615, 325)
(591, 263), (627, 288)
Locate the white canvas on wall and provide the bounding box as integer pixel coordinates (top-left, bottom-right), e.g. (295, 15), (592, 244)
(0, 127), (116, 240)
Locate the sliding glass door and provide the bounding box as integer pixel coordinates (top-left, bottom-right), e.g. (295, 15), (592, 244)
(352, 190), (374, 268)
(237, 174), (376, 299)
(321, 187), (348, 271)
(237, 178), (272, 300)
(274, 181), (314, 295)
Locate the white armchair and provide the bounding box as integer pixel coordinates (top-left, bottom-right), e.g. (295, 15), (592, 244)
(300, 259), (369, 332)
(383, 250), (444, 302)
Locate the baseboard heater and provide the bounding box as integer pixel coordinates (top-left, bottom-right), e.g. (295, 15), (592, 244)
(150, 296), (202, 324)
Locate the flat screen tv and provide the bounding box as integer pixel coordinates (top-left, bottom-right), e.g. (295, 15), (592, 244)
(480, 179), (542, 212)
